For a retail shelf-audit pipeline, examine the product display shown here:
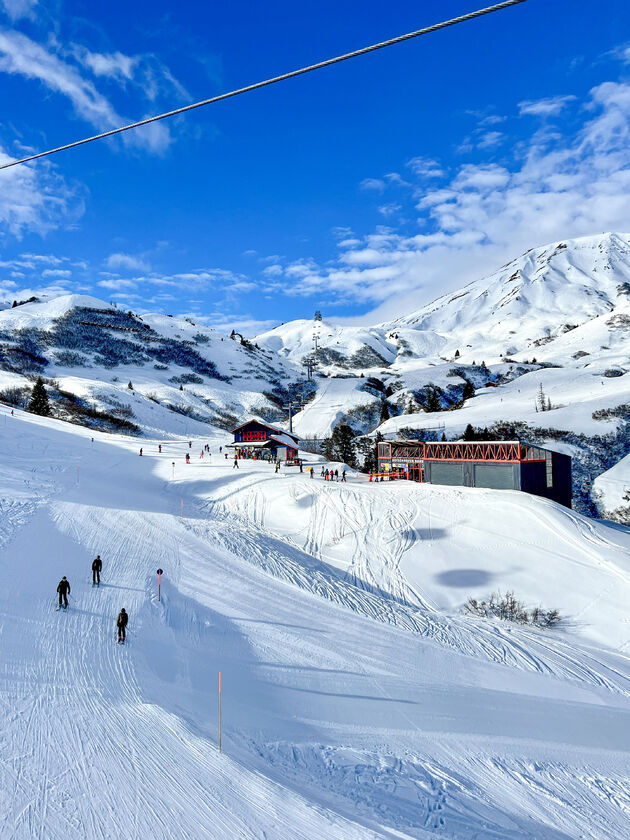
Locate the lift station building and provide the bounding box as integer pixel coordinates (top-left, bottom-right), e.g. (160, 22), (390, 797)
(377, 440), (572, 508)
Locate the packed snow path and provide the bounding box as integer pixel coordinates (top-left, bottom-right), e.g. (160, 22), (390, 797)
(0, 409), (629, 839)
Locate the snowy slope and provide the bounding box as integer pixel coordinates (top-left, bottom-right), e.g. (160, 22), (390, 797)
(592, 454), (630, 523)
(1, 406), (629, 838)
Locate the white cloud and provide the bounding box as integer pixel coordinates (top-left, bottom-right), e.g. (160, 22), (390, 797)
(0, 30), (171, 153)
(42, 268), (71, 277)
(479, 114), (506, 126)
(0, 0), (37, 21)
(20, 253), (65, 264)
(71, 45), (189, 103)
(378, 203), (401, 218)
(359, 178), (386, 192)
(98, 278), (138, 291)
(105, 253), (150, 272)
(451, 164), (510, 191)
(518, 94), (577, 116)
(406, 157), (443, 178)
(0, 148), (83, 237)
(262, 264), (283, 277)
(73, 48), (136, 82)
(477, 130), (504, 149)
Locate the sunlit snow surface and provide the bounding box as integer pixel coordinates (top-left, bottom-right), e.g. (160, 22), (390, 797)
(0, 407), (629, 839)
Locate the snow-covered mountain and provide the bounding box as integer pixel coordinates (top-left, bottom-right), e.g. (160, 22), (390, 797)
(0, 293), (304, 438)
(386, 231), (630, 361)
(257, 233), (630, 437)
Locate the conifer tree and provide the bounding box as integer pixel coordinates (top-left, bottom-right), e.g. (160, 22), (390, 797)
(28, 377), (50, 416)
(330, 421), (356, 466)
(425, 386), (442, 413)
(462, 380), (475, 401)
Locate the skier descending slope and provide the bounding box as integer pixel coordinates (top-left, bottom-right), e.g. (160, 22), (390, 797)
(116, 608), (128, 644)
(56, 576), (70, 610)
(92, 554), (102, 586)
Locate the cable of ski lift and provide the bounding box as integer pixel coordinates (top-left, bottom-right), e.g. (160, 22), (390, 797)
(0, 0), (527, 172)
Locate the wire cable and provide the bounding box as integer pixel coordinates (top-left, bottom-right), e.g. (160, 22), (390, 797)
(0, 0), (527, 172)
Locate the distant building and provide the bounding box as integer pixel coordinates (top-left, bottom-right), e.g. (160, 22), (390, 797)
(229, 419), (300, 462)
(377, 439), (572, 508)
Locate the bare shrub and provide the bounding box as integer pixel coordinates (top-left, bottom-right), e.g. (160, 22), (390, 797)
(462, 590), (561, 629)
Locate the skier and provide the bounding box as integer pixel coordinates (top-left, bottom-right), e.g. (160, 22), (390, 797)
(299, 462), (303, 473)
(92, 555), (102, 586)
(310, 466), (314, 479)
(233, 457), (239, 469)
(275, 462), (279, 474)
(320, 467), (325, 478)
(158, 444), (162, 453)
(188, 441), (192, 449)
(139, 447), (143, 456)
(219, 446), (222, 453)
(342, 469), (347, 483)
(57, 576), (71, 609)
(185, 453), (190, 464)
(334, 469), (339, 481)
(116, 608), (128, 644)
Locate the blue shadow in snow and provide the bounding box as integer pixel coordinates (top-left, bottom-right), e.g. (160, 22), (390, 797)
(435, 569), (494, 588)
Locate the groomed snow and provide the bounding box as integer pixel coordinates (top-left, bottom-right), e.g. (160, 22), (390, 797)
(0, 407), (629, 839)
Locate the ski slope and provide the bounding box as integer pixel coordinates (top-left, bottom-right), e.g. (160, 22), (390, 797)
(1, 408), (629, 839)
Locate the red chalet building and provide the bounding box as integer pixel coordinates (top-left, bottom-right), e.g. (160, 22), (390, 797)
(229, 419), (300, 462)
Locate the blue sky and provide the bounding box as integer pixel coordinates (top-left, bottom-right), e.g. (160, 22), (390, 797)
(0, 0), (629, 334)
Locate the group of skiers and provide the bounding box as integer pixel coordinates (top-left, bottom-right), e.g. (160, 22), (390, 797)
(320, 467), (346, 482)
(56, 555), (129, 643)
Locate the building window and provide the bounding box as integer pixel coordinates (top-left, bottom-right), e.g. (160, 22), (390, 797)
(546, 452), (553, 487)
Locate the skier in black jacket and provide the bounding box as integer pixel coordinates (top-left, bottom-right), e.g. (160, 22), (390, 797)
(92, 555), (102, 586)
(57, 576), (71, 609)
(117, 608), (128, 643)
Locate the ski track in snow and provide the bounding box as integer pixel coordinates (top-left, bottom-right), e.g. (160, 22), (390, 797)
(1, 501), (384, 840)
(199, 483), (630, 699)
(0, 424), (629, 838)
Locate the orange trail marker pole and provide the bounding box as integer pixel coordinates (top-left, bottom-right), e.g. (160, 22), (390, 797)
(180, 498), (183, 517)
(157, 568), (163, 601)
(218, 671), (222, 753)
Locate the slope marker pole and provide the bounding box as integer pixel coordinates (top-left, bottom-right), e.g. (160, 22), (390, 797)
(218, 671), (222, 753)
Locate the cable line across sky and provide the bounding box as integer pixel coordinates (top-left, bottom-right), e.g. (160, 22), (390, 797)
(0, 0), (527, 172)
